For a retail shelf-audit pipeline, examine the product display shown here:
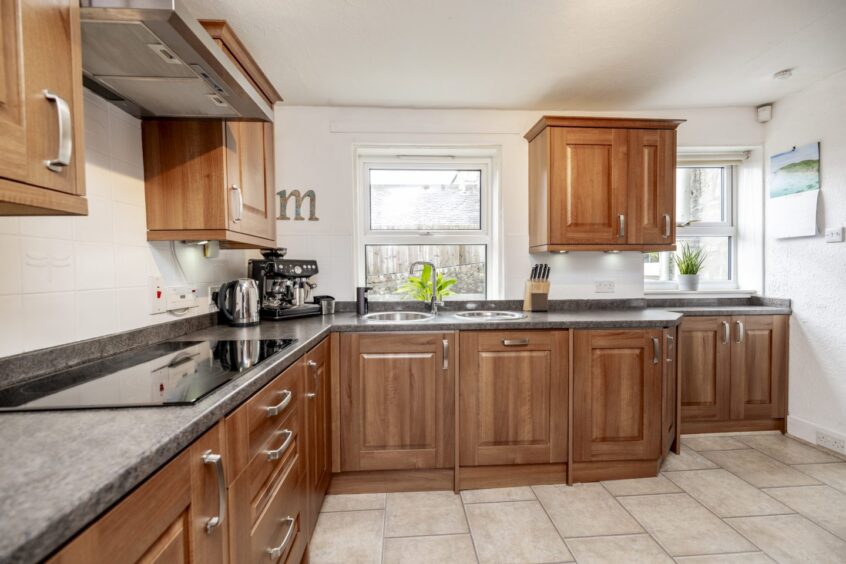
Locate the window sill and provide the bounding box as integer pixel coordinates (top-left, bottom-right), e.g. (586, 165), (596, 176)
(644, 288), (757, 299)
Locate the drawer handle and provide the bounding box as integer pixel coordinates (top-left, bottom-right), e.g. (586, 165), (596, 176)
(502, 338), (529, 346)
(307, 360), (319, 397)
(201, 450), (227, 534)
(652, 337), (660, 365)
(266, 429), (294, 461)
(266, 516), (296, 560)
(43, 90), (72, 172)
(266, 390), (293, 417)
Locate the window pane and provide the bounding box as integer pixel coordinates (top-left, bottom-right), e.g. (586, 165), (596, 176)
(643, 237), (731, 282)
(365, 244), (486, 300)
(370, 169), (481, 230)
(676, 167), (725, 224)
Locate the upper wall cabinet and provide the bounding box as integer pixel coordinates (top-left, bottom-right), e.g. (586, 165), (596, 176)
(142, 20), (282, 249)
(0, 0), (87, 216)
(526, 117), (683, 252)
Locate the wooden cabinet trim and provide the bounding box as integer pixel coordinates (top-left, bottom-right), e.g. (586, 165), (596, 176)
(525, 116), (685, 142)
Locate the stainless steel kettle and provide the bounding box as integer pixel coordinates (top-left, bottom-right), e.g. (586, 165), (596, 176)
(216, 279), (260, 327)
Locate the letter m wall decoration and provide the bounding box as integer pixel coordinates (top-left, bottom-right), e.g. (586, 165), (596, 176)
(277, 189), (319, 221)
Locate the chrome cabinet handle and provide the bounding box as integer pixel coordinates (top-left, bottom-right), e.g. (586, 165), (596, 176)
(230, 185), (244, 222)
(652, 337), (660, 365)
(307, 359), (319, 398)
(721, 321), (730, 345)
(502, 338), (529, 346)
(735, 321), (745, 343)
(265, 390), (293, 417)
(442, 339), (449, 370)
(201, 450), (227, 534)
(266, 429), (293, 461)
(666, 334), (674, 362)
(618, 214), (626, 238)
(266, 516), (296, 560)
(663, 213), (671, 238)
(43, 90), (72, 172)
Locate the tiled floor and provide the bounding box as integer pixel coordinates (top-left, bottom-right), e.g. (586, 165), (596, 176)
(309, 433), (846, 563)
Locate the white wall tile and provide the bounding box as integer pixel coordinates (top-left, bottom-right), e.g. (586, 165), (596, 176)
(113, 203), (147, 246)
(72, 196), (113, 243)
(20, 237), (74, 294)
(0, 296), (24, 357)
(110, 157), (145, 207)
(22, 293), (76, 351)
(108, 105), (143, 164)
(0, 217), (20, 235)
(115, 246), (151, 288)
(75, 290), (119, 340)
(74, 242), (116, 290)
(19, 216), (72, 239)
(117, 287), (151, 331)
(0, 235), (22, 295)
(84, 147), (113, 200)
(83, 89), (110, 154)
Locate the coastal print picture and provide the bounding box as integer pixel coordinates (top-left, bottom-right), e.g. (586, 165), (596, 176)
(770, 142), (820, 198)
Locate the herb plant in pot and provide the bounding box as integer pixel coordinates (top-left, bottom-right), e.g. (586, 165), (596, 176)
(674, 243), (707, 291)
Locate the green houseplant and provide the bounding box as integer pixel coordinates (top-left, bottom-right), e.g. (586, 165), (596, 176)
(674, 243), (707, 291)
(399, 264), (457, 302)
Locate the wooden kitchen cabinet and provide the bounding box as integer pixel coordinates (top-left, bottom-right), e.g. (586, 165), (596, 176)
(459, 330), (568, 466)
(304, 338), (331, 537)
(49, 423), (228, 564)
(662, 327), (680, 456)
(339, 332), (455, 472)
(526, 116), (681, 252)
(0, 0), (87, 216)
(573, 329), (663, 462)
(679, 315), (788, 433)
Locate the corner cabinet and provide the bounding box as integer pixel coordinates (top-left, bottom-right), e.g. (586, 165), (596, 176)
(526, 116), (682, 252)
(0, 0), (88, 216)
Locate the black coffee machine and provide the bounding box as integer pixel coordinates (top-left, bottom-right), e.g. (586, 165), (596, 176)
(248, 249), (321, 320)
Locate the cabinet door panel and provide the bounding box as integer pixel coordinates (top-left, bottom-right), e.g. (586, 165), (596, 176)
(730, 315), (787, 420)
(628, 129), (675, 244)
(226, 121), (275, 240)
(662, 328), (678, 455)
(459, 331), (568, 466)
(0, 1), (27, 181)
(305, 338), (331, 537)
(340, 333), (454, 471)
(549, 127), (628, 244)
(679, 316), (731, 422)
(573, 330), (662, 462)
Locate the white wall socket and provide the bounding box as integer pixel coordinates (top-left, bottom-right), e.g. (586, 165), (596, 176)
(824, 227), (844, 243)
(816, 431), (846, 454)
(594, 280), (615, 293)
(148, 276), (166, 315)
(166, 286), (198, 311)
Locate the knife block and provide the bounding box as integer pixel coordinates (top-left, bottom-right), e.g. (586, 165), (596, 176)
(523, 280), (550, 312)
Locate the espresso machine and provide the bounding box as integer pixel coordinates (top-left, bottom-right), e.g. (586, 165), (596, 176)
(248, 249), (321, 320)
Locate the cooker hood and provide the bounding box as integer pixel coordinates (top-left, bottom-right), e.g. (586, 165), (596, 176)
(80, 0), (273, 121)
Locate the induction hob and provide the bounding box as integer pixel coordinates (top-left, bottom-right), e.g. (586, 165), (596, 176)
(0, 338), (297, 412)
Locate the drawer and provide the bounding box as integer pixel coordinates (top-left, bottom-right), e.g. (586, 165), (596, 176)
(473, 330), (562, 351)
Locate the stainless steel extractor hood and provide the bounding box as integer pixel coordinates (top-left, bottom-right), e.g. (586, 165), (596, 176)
(80, 0), (273, 121)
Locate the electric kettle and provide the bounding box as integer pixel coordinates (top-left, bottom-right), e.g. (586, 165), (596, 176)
(215, 279), (260, 327)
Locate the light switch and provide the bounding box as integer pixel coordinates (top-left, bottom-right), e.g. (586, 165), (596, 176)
(148, 276), (166, 314)
(825, 227), (844, 243)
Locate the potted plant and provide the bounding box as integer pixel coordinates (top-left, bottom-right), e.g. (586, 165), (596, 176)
(674, 243), (707, 291)
(399, 264), (457, 302)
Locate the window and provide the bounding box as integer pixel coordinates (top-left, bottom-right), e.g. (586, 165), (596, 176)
(355, 149), (499, 301)
(644, 164), (737, 288)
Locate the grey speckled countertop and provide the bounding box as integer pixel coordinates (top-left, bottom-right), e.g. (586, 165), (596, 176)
(1, 305), (785, 563)
(659, 305), (792, 316)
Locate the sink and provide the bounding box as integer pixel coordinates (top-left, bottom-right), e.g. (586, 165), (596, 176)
(453, 310), (527, 320)
(362, 311), (435, 322)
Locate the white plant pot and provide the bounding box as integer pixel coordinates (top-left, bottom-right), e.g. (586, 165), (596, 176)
(678, 274), (700, 291)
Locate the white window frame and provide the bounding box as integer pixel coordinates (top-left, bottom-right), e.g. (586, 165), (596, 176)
(645, 162), (739, 290)
(353, 145), (502, 299)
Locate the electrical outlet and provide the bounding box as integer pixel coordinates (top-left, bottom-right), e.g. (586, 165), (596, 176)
(594, 280), (615, 294)
(816, 431), (846, 454)
(165, 286), (198, 311)
(148, 276), (166, 315)
(824, 227), (844, 243)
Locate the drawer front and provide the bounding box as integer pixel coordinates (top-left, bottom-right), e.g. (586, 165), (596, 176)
(250, 455), (305, 564)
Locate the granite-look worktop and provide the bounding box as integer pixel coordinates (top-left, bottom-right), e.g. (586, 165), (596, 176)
(0, 302), (789, 563)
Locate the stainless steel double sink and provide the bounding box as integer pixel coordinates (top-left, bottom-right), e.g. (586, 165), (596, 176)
(361, 310), (527, 323)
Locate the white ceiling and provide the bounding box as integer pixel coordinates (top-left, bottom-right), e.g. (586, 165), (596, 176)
(183, 0), (846, 110)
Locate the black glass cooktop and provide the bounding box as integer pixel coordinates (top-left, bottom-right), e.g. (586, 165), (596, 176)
(0, 338), (296, 412)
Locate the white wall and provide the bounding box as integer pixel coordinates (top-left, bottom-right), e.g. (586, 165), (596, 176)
(274, 105), (764, 300)
(764, 70), (846, 442)
(0, 91), (249, 357)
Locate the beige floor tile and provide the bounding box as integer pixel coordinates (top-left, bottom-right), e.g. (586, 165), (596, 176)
(726, 514), (846, 564)
(465, 500), (573, 563)
(309, 509), (384, 564)
(674, 553), (775, 563)
(793, 462), (846, 493)
(619, 493), (756, 556)
(321, 493), (386, 512)
(566, 533), (673, 564)
(460, 486), (536, 504)
(735, 434), (840, 464)
(683, 436), (748, 452)
(601, 475), (681, 496)
(763, 485), (846, 540)
(533, 483), (642, 537)
(385, 491), (468, 537)
(661, 446), (720, 471)
(382, 534), (478, 564)
(663, 469), (792, 517)
(700, 449), (821, 488)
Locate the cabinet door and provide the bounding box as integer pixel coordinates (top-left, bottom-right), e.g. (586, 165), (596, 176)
(573, 330), (662, 462)
(0, 1), (27, 183)
(459, 331), (568, 466)
(225, 121), (276, 240)
(340, 332), (455, 471)
(305, 338), (331, 537)
(678, 317), (731, 422)
(549, 127), (628, 244)
(189, 423), (228, 564)
(662, 327), (678, 455)
(730, 315), (788, 420)
(628, 129), (675, 244)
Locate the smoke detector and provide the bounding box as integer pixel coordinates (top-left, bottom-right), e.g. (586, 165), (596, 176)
(773, 68), (794, 80)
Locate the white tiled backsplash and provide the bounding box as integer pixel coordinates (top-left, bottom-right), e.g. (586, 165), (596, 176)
(0, 91), (251, 357)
